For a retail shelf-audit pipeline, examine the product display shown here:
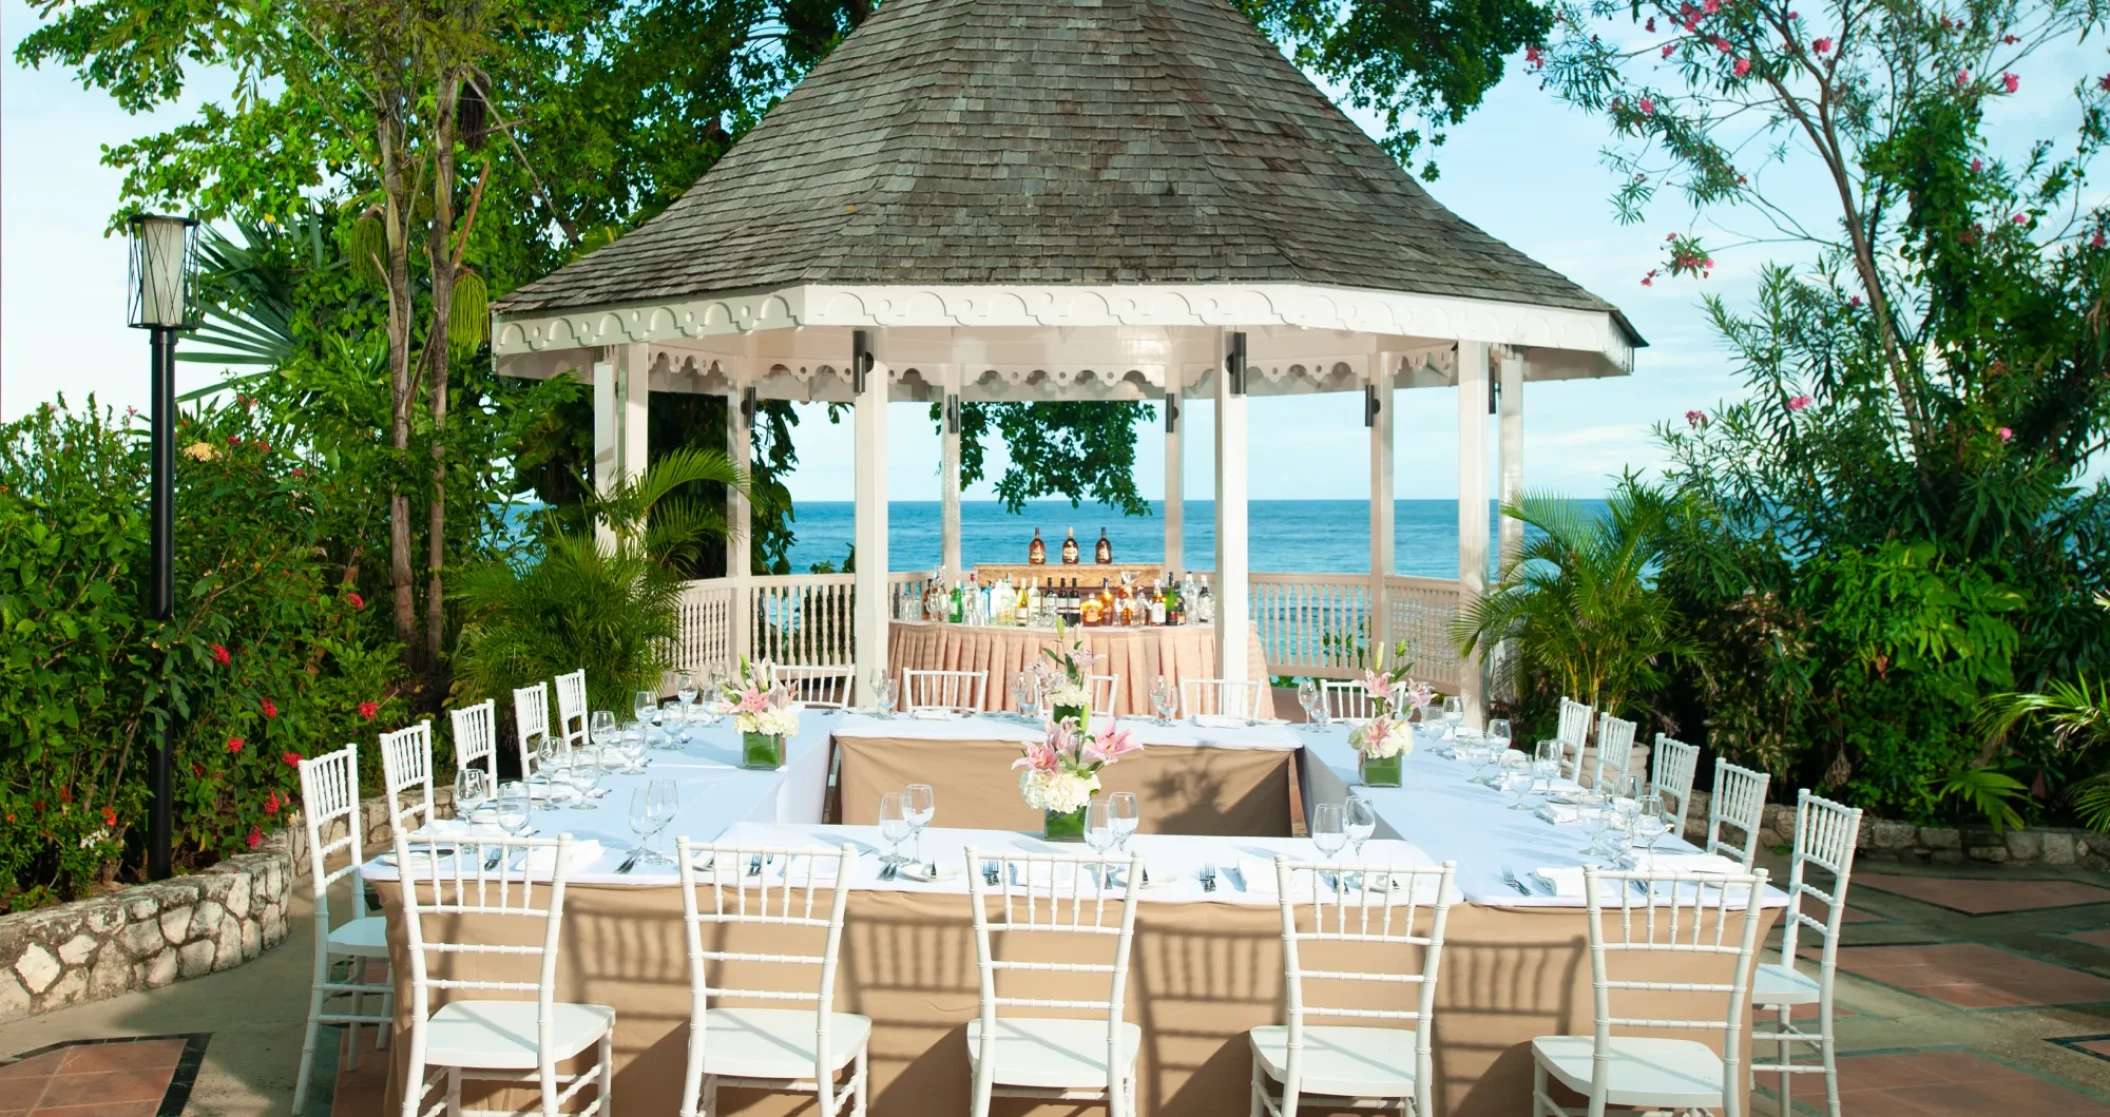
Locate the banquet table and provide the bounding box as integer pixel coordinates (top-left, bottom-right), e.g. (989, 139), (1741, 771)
(363, 717), (1781, 1117)
(830, 712), (1302, 836)
(886, 620), (1268, 717)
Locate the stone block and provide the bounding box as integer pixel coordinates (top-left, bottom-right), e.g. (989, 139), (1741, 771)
(2004, 830), (2043, 861)
(212, 917), (244, 972)
(120, 918), (163, 959)
(224, 875), (252, 920)
(241, 919), (261, 962)
(1870, 820), (1917, 850)
(82, 901), (124, 936)
(177, 939), (216, 980)
(0, 972), (28, 1022)
(137, 947), (179, 990)
(1921, 827), (1962, 850)
(2041, 831), (2078, 866)
(56, 933), (98, 967)
(87, 944), (131, 1001)
(1930, 849), (1964, 865)
(14, 944), (60, 995)
(159, 906), (193, 944)
(38, 967), (86, 1011)
(124, 895), (160, 921)
(190, 901), (225, 941)
(1968, 844), (2009, 863)
(192, 873), (233, 902)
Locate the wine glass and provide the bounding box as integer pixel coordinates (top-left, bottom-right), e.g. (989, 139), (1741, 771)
(494, 782), (531, 838)
(878, 792), (911, 869)
(619, 726), (647, 773)
(1012, 672), (1040, 721)
(1501, 750), (1534, 810)
(1577, 785), (1610, 856)
(535, 736), (566, 797)
(1085, 799), (1118, 879)
(646, 779), (679, 862)
(1345, 795), (1377, 887)
(1149, 675), (1177, 726)
(660, 700), (687, 746)
(628, 786), (658, 862)
(1441, 695), (1465, 739)
(1485, 717), (1513, 757)
(454, 767), (489, 823)
(1108, 791), (1140, 853)
(589, 710), (617, 750)
(633, 690), (657, 726)
(904, 783), (935, 864)
(677, 672), (699, 717)
(869, 669), (896, 717)
(1295, 680), (1320, 728)
(1633, 787), (1671, 870)
(1312, 802), (1347, 862)
(1533, 739), (1562, 797)
(564, 747), (602, 810)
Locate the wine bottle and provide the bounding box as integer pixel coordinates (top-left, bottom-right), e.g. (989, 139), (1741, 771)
(1029, 527), (1046, 565)
(1197, 576), (1215, 625)
(1095, 527), (1113, 564)
(1061, 527), (1080, 564)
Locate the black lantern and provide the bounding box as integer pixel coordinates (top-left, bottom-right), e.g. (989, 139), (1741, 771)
(128, 213), (199, 881)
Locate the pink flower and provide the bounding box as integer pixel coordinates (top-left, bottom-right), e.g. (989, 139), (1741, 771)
(1733, 57), (1751, 76)
(1645, 16), (1656, 31)
(1360, 669), (1392, 700)
(1956, 69), (1970, 88)
(2100, 75), (2110, 92)
(1850, 295), (1863, 307)
(1525, 45), (1543, 68)
(282, 750), (302, 767)
(226, 434), (241, 445)
(2002, 72), (2019, 93)
(227, 736), (245, 753)
(735, 687), (770, 714)
(1639, 96), (1656, 114)
(1714, 36), (1731, 52)
(1662, 42), (1676, 58)
(2093, 231), (2106, 248)
(1787, 10), (1798, 18)
(1787, 394), (1812, 411)
(2013, 213), (2029, 225)
(1686, 409), (1708, 427)
(211, 643), (231, 665)
(1971, 158), (1983, 172)
(246, 828), (263, 849)
(358, 700), (378, 721)
(1997, 427), (2014, 442)
(346, 591), (365, 610)
(1089, 723), (1142, 765)
(1813, 36), (1831, 53)
(1703, 0), (1720, 12)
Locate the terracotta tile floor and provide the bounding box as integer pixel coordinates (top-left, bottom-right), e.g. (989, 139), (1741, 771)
(2071, 1038), (2110, 1061)
(1799, 889), (1882, 924)
(1855, 873), (2110, 914)
(1830, 941), (2110, 1008)
(2071, 929), (2110, 951)
(0, 1037), (185, 1117)
(1826, 1050), (2110, 1116)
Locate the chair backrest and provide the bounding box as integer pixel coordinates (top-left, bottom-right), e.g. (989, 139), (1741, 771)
(676, 839), (855, 1115)
(902, 669), (987, 714)
(298, 744), (367, 923)
(772, 664), (855, 710)
(449, 699), (499, 791)
(1593, 712), (1639, 791)
(964, 846), (1143, 1110)
(1707, 758), (1773, 868)
(1651, 733), (1701, 837)
(1272, 857), (1458, 1117)
(395, 831), (575, 1113)
(1778, 790), (1863, 972)
(1083, 673), (1122, 719)
(1319, 679), (1378, 721)
(1555, 696), (1593, 780)
(1180, 677), (1265, 720)
(554, 669), (589, 747)
(1580, 864), (1770, 1117)
(379, 722), (435, 834)
(514, 682), (552, 779)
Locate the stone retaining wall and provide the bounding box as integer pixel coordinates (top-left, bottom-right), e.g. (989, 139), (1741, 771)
(0, 785), (450, 1024)
(1683, 790), (2109, 869)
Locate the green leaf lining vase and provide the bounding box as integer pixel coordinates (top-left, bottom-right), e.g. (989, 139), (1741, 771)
(1358, 752), (1403, 788)
(1042, 806), (1088, 842)
(1052, 704), (1087, 731)
(741, 731), (785, 770)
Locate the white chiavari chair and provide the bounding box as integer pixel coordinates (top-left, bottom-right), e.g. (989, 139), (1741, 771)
(1708, 758), (1773, 869)
(963, 845), (1145, 1117)
(1752, 791), (1863, 1117)
(1553, 697), (1593, 782)
(555, 668), (590, 748)
(902, 669), (987, 715)
(380, 721), (435, 834)
(1530, 864), (1771, 1117)
(772, 664), (856, 710)
(1318, 679), (1378, 721)
(395, 831), (614, 1117)
(1083, 673), (1122, 721)
(1592, 712), (1639, 792)
(1248, 859), (1459, 1117)
(1651, 734), (1701, 840)
(291, 744), (394, 1114)
(1180, 677), (1266, 721)
(514, 682), (553, 779)
(450, 699), (499, 794)
(674, 839), (870, 1117)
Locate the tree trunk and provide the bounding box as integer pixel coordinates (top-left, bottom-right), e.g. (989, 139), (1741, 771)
(424, 67), (461, 675)
(378, 93), (421, 665)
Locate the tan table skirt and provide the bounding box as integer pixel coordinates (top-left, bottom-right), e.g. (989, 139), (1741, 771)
(887, 621), (1268, 717)
(373, 884), (1770, 1117)
(835, 734), (1295, 836)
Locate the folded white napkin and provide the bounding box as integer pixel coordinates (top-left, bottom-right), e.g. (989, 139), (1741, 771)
(775, 851), (844, 883)
(526, 839), (604, 874)
(1235, 858), (1283, 896)
(1010, 860), (1102, 889)
(911, 708), (959, 721)
(1532, 867), (1598, 898)
(1536, 802), (1632, 828)
(1632, 851), (1742, 875)
(411, 819), (508, 840)
(1191, 714), (1248, 729)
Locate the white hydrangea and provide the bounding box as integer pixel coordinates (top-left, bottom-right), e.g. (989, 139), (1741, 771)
(1019, 768), (1099, 814)
(738, 705), (801, 738)
(1350, 718), (1411, 760)
(1047, 682), (1090, 710)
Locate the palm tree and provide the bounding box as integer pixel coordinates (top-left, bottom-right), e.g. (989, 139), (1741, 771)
(1453, 481), (1691, 720)
(1978, 595), (2110, 830)
(451, 449), (748, 714)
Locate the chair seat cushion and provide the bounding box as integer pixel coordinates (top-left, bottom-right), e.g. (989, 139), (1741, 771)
(1249, 1024), (1418, 1098)
(1531, 1035), (1726, 1109)
(424, 1000), (615, 1070)
(326, 916), (392, 958)
(700, 1008), (872, 1080)
(966, 1018), (1141, 1089)
(1753, 961), (1823, 1006)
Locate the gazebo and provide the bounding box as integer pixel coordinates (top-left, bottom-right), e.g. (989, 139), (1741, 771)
(490, 0), (1641, 724)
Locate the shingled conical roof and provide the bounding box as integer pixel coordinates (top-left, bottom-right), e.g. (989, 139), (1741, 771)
(496, 0), (1626, 333)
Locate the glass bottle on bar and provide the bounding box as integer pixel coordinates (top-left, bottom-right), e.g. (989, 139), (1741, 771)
(1061, 527), (1080, 564)
(1095, 528), (1113, 564)
(1149, 579), (1167, 626)
(1029, 527), (1046, 565)
(1079, 581), (1104, 626)
(1196, 575), (1215, 624)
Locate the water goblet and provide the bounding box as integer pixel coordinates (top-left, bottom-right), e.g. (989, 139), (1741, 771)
(1149, 676), (1177, 726)
(1533, 739), (1562, 797)
(1295, 679), (1320, 728)
(564, 748), (602, 810)
(633, 690), (658, 726)
(1012, 672), (1040, 722)
(627, 786), (658, 862)
(645, 779), (679, 863)
(877, 792), (911, 870)
(1441, 695), (1465, 739)
(1345, 795), (1377, 887)
(588, 709), (617, 752)
(1486, 717), (1513, 754)
(660, 700), (686, 747)
(619, 726), (647, 773)
(1501, 750), (1535, 810)
(1633, 788), (1672, 870)
(904, 783), (935, 864)
(1312, 803), (1347, 890)
(455, 767), (489, 823)
(1108, 791), (1139, 854)
(869, 669), (896, 717)
(494, 782), (531, 838)
(1085, 799), (1118, 883)
(677, 672), (698, 719)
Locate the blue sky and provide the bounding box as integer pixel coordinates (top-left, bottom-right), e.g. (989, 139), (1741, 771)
(4, 0), (2102, 501)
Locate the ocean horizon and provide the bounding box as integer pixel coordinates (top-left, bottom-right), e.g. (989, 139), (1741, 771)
(780, 499), (1603, 578)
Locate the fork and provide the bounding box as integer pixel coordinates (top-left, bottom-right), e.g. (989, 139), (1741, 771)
(1199, 864), (1218, 892)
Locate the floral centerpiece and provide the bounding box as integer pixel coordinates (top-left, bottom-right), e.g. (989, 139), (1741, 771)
(1015, 716), (1140, 841)
(721, 656), (799, 769)
(1038, 621), (1101, 731)
(1350, 641), (1417, 787)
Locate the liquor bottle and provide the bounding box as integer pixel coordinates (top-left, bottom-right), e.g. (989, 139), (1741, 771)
(949, 581), (965, 625)
(993, 575), (1011, 626)
(1181, 572), (1199, 624)
(1095, 528), (1113, 564)
(1061, 527), (1080, 564)
(1149, 581), (1167, 626)
(926, 570), (945, 622)
(1163, 574), (1182, 625)
(1196, 576), (1215, 624)
(1080, 583), (1104, 626)
(1022, 578), (1038, 626)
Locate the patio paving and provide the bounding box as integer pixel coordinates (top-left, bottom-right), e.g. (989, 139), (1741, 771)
(1853, 872), (2110, 915)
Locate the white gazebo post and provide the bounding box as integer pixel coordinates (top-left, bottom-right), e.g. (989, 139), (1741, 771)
(940, 365), (963, 581)
(1214, 330), (1250, 685)
(852, 332), (890, 697)
(1456, 340), (1490, 727)
(728, 385), (755, 666)
(591, 344), (650, 546)
(1162, 389), (1183, 572)
(1367, 354), (1395, 665)
(1498, 351), (1525, 570)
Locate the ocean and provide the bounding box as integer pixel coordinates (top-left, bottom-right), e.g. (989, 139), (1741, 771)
(780, 499), (1599, 578)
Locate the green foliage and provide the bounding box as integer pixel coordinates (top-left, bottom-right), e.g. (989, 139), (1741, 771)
(950, 401), (1156, 518)
(1932, 766), (2029, 834)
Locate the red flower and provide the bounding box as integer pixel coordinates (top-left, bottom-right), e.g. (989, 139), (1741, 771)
(347, 592), (365, 611)
(101, 807), (117, 828)
(211, 644), (231, 665)
(261, 697), (278, 719)
(1686, 409), (1708, 428)
(1645, 16), (1656, 30)
(1971, 158), (1983, 172)
(1733, 57), (1751, 77)
(1955, 69), (1970, 88)
(282, 751), (302, 768)
(190, 764), (204, 778)
(227, 434), (241, 445)
(290, 467), (307, 477)
(2092, 231), (2106, 248)
(58, 786), (72, 805)
(1998, 426), (2014, 442)
(246, 828), (263, 849)
(2100, 75), (2110, 92)
(359, 701), (379, 721)
(1849, 295), (1863, 307)
(1787, 394), (1813, 411)
(1662, 43), (1676, 58)
(1639, 96), (1656, 115)
(2003, 33), (2018, 43)
(227, 736), (245, 753)
(264, 791), (281, 815)
(1713, 36), (1731, 52)
(1813, 37), (1832, 53)
(2013, 213), (2029, 225)
(2001, 72), (2020, 93)
(1525, 45), (1543, 68)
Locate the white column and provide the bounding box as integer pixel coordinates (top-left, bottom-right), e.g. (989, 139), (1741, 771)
(1213, 331), (1250, 685)
(852, 336), (890, 696)
(728, 387), (754, 667)
(1368, 355), (1395, 666)
(617, 343), (650, 482)
(1498, 352), (1525, 572)
(1456, 340), (1491, 728)
(1163, 390), (1183, 571)
(940, 368), (963, 581)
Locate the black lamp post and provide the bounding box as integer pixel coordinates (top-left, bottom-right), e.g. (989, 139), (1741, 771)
(128, 214), (199, 882)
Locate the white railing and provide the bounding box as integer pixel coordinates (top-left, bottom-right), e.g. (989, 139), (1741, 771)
(671, 571), (1464, 691)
